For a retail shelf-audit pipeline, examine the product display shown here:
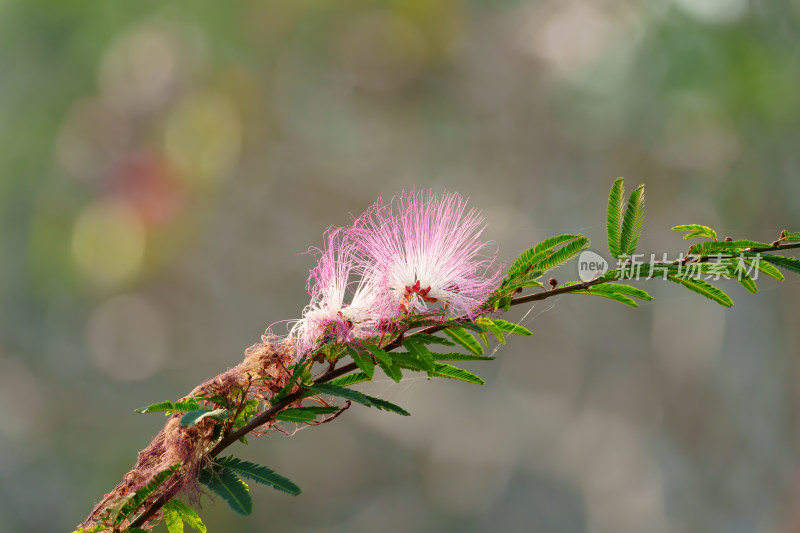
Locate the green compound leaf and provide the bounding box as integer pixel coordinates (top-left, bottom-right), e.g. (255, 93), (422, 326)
(402, 339), (436, 371)
(535, 237), (590, 273)
(405, 332), (455, 347)
(326, 372), (371, 388)
(364, 344), (402, 382)
(366, 396), (411, 416)
(180, 408), (232, 428)
(273, 406), (340, 423)
(272, 355), (311, 404)
(507, 234), (582, 279)
(784, 230), (800, 241)
(199, 467), (252, 516)
(388, 351), (431, 371)
(672, 224), (718, 241)
(759, 254), (800, 275)
(135, 400), (202, 415)
(217, 456), (302, 496)
(740, 257), (784, 281)
(307, 383), (409, 415)
(590, 283), (653, 301)
(476, 318), (506, 344)
(606, 177), (625, 258)
(619, 184), (645, 257)
(570, 286), (639, 307)
(689, 240), (771, 255)
(113, 464), (181, 526)
(442, 327), (483, 356)
(429, 363), (485, 385)
(430, 352), (495, 361)
(163, 499), (207, 533)
(666, 274), (734, 308)
(163, 503), (183, 533)
(346, 345), (374, 379)
(487, 319), (533, 336)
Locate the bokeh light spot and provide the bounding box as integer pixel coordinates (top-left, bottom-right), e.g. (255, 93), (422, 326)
(164, 91), (242, 185)
(71, 199), (146, 288)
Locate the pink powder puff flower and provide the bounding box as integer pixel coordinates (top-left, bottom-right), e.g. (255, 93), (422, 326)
(290, 228), (388, 356)
(351, 190), (502, 319)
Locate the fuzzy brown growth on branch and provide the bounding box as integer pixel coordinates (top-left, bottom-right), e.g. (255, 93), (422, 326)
(78, 336), (297, 532)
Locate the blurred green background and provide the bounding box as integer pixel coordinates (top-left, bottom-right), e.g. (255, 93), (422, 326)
(2, 1), (800, 532)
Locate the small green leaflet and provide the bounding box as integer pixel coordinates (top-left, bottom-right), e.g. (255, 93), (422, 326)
(759, 254), (800, 275)
(326, 372), (371, 388)
(572, 282), (654, 308)
(571, 287), (638, 307)
(113, 464), (181, 526)
(430, 352), (495, 361)
(607, 178), (645, 258)
(442, 327), (483, 356)
(490, 319), (533, 336)
(388, 351), (431, 371)
(741, 257), (784, 281)
(429, 363), (485, 385)
(135, 400), (202, 415)
(217, 456), (302, 496)
(507, 234), (581, 278)
(666, 274), (734, 307)
(163, 500), (207, 533)
(271, 355), (311, 404)
(784, 230), (800, 241)
(672, 224), (718, 241)
(307, 383), (410, 415)
(689, 240), (771, 255)
(535, 237), (590, 273)
(476, 318), (506, 344)
(620, 184), (645, 257)
(476, 318), (533, 343)
(346, 345), (374, 379)
(405, 332), (455, 347)
(274, 406), (340, 422)
(180, 408), (232, 428)
(606, 178), (624, 258)
(364, 344), (402, 382)
(199, 467), (252, 516)
(402, 339), (436, 372)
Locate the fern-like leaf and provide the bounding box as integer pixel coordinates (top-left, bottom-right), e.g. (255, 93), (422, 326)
(606, 177), (625, 258)
(274, 406), (339, 423)
(689, 240), (771, 255)
(217, 456), (302, 496)
(619, 184), (645, 256)
(135, 400), (202, 415)
(759, 254), (800, 275)
(442, 327), (483, 355)
(429, 363), (485, 385)
(672, 224), (717, 241)
(163, 500), (206, 533)
(326, 372), (371, 388)
(666, 275), (734, 307)
(198, 467), (252, 516)
(536, 237), (590, 273)
(180, 409), (232, 428)
(113, 464), (181, 526)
